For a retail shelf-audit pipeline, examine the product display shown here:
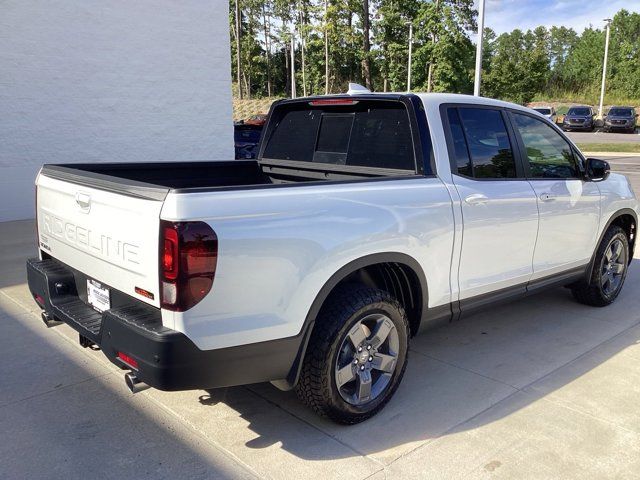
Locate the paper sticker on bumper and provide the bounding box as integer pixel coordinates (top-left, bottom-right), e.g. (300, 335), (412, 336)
(87, 279), (110, 313)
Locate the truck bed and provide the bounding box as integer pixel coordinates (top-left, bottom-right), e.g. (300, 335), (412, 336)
(42, 160), (269, 191)
(41, 158), (409, 201)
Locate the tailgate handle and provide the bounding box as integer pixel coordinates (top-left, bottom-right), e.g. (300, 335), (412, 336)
(75, 192), (91, 211)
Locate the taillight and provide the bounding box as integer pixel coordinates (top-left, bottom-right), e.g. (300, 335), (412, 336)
(160, 221), (218, 312)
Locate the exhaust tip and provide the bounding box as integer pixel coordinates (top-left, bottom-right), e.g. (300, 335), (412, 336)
(41, 311), (57, 328)
(125, 372), (150, 394)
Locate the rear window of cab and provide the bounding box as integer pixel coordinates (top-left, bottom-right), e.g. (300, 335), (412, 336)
(262, 99), (417, 172)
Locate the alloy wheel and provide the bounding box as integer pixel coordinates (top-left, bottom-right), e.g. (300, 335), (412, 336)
(601, 238), (627, 298)
(334, 313), (399, 406)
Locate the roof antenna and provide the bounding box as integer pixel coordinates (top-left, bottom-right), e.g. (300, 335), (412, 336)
(347, 82), (371, 95)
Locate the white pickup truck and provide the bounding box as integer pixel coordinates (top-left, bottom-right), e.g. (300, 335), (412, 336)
(28, 91), (638, 424)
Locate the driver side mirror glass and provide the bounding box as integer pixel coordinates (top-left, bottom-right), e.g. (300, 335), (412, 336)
(585, 157), (610, 182)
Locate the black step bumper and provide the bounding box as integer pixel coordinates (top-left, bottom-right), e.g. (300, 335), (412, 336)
(26, 257), (304, 391)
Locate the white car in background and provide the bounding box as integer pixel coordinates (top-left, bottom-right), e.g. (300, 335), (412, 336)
(532, 105), (557, 124)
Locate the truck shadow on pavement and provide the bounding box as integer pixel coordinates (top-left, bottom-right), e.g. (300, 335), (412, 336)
(197, 260), (640, 462)
(0, 300), (253, 479)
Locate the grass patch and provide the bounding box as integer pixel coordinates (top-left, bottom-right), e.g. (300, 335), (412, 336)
(576, 143), (640, 153)
(233, 96), (280, 121)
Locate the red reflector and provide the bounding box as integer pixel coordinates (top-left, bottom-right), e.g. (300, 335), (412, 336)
(117, 351), (138, 369)
(309, 98), (359, 106)
(134, 287), (154, 300)
(34, 294), (44, 306)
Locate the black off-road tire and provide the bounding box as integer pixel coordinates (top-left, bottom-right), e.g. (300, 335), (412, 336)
(295, 284), (410, 424)
(571, 225), (630, 307)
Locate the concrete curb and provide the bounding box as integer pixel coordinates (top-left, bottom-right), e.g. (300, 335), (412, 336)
(582, 151), (640, 158)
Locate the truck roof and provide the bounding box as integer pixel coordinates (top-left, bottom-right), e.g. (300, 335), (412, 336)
(413, 92), (534, 114)
(279, 91), (536, 116)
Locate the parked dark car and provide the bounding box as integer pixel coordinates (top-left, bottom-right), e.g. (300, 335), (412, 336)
(234, 123), (263, 159)
(562, 106), (595, 131)
(604, 106), (638, 133)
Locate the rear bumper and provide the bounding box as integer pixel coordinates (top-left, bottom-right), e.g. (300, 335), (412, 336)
(26, 257), (303, 391)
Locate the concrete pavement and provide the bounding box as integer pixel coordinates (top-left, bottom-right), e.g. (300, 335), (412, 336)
(2, 219), (640, 479)
(603, 155), (640, 196)
(566, 130), (640, 144)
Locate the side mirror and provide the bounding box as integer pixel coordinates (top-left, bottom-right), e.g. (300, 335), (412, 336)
(585, 157), (610, 182)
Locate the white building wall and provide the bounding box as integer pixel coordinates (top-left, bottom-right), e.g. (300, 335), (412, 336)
(0, 0), (233, 221)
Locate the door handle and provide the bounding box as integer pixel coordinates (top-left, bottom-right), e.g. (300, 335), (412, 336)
(539, 193), (557, 202)
(465, 193), (489, 205)
(464, 193), (489, 205)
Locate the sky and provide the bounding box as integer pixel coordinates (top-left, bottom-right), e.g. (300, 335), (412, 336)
(479, 0), (640, 35)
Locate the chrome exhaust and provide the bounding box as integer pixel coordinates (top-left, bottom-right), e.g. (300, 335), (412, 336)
(41, 311), (57, 328)
(125, 372), (150, 393)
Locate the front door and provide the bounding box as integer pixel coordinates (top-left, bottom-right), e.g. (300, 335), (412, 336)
(509, 112), (601, 278)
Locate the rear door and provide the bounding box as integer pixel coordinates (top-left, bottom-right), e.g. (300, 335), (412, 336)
(444, 106), (539, 302)
(36, 173), (164, 307)
(509, 112), (600, 277)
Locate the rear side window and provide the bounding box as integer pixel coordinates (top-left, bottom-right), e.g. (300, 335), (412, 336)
(262, 100), (417, 172)
(449, 107), (516, 179)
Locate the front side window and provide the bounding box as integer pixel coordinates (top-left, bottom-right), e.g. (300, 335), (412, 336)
(457, 107), (517, 179)
(512, 113), (580, 179)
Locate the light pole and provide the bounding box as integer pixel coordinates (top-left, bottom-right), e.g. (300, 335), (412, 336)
(290, 31), (297, 99)
(473, 0), (486, 96)
(598, 18), (612, 118)
(406, 21), (413, 91)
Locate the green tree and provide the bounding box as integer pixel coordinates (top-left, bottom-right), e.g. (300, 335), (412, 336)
(373, 0), (420, 91)
(228, 2), (638, 104)
(548, 26), (578, 88)
(412, 0), (476, 93)
(483, 27), (550, 104)
(560, 27), (604, 96)
(609, 10), (640, 99)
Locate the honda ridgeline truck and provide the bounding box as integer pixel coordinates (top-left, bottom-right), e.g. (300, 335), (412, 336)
(27, 89), (638, 424)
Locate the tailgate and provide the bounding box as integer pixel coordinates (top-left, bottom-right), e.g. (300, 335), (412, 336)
(36, 172), (164, 307)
